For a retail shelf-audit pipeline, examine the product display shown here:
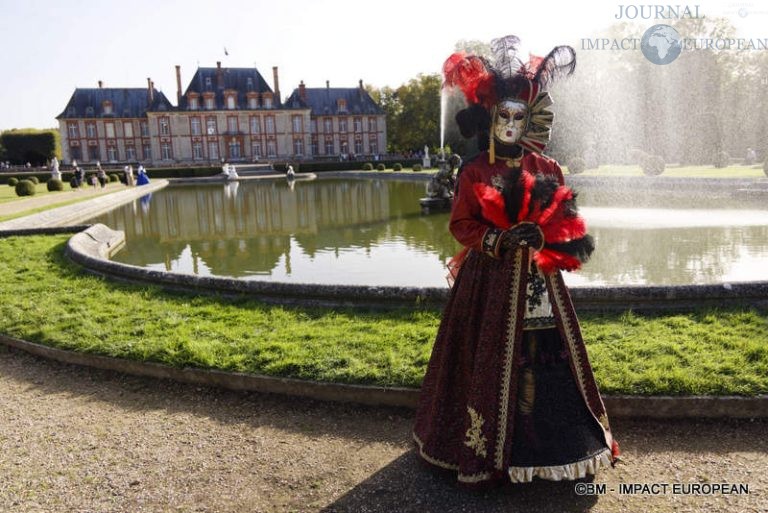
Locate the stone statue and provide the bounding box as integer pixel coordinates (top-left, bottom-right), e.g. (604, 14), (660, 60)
(50, 157), (61, 180)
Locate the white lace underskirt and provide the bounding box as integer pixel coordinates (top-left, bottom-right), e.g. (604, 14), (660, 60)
(508, 447), (612, 483)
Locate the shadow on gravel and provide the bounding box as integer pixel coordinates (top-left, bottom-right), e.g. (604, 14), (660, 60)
(321, 450), (599, 513)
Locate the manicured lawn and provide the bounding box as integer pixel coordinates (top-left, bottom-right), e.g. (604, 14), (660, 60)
(563, 164), (766, 178)
(0, 181), (65, 204)
(1, 234), (767, 395)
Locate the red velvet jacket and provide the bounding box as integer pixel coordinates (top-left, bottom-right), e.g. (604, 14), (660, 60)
(449, 151), (565, 258)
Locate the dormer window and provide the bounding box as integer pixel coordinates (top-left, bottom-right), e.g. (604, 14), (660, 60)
(85, 106), (95, 117)
(67, 106), (76, 116)
(246, 77), (254, 91)
(337, 99), (347, 113)
(248, 96), (258, 109)
(189, 97), (199, 110)
(205, 77), (212, 90)
(204, 95), (215, 110)
(102, 101), (113, 115)
(263, 96), (272, 109)
(226, 94), (236, 110)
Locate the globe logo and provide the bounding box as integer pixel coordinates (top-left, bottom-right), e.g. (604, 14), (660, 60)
(641, 24), (682, 65)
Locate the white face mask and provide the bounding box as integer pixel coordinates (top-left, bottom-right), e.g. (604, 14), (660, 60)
(493, 99), (529, 145)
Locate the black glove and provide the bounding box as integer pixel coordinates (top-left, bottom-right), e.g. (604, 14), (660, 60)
(499, 222), (544, 253)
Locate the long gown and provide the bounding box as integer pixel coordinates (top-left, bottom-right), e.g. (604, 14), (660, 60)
(413, 150), (619, 486)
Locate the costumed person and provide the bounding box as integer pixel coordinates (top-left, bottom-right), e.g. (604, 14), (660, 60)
(136, 164), (150, 186)
(413, 35), (620, 487)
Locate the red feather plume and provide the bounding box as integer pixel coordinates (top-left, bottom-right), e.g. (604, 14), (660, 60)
(473, 170), (591, 274)
(443, 53), (497, 109)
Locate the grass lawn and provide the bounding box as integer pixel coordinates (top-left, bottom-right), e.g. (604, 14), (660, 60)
(563, 164), (766, 178)
(1, 234), (767, 396)
(0, 182), (123, 222)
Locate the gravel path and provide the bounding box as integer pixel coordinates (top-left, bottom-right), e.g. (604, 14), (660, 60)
(1, 347), (766, 513)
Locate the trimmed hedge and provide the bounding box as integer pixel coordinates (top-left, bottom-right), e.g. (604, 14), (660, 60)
(412, 164), (423, 172)
(393, 163), (403, 171)
(46, 178), (64, 191)
(362, 163), (374, 171)
(274, 159), (420, 173)
(15, 180), (36, 196)
(376, 163), (386, 171)
(7, 177), (19, 186)
(109, 173), (119, 182)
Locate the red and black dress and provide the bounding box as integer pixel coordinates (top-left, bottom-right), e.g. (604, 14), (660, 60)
(413, 150), (619, 486)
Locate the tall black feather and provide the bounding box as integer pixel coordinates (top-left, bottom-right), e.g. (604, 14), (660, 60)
(533, 45), (576, 90)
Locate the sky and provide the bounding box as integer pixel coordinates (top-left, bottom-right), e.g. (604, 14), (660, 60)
(0, 0), (765, 131)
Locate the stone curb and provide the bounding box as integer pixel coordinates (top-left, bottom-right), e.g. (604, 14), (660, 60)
(2, 333), (767, 418)
(65, 224), (768, 312)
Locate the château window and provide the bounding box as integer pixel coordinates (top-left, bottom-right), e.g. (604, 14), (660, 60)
(205, 97), (215, 110)
(68, 123), (79, 138)
(354, 139), (363, 155)
(339, 117), (348, 132)
(292, 115), (302, 133)
(189, 97), (199, 110)
(325, 138), (334, 155)
(191, 117), (202, 136)
(86, 123), (97, 138)
(368, 117), (377, 132)
(126, 146), (136, 161)
(106, 146), (118, 161)
(248, 97), (258, 109)
(226, 95), (236, 110)
(208, 141), (219, 160)
(337, 99), (347, 113)
(85, 106), (95, 117)
(142, 144), (152, 160)
(266, 140), (276, 158)
(353, 117), (362, 133)
(323, 118), (332, 133)
(105, 122), (115, 139)
(227, 116), (238, 133)
(293, 138), (303, 156)
(265, 116), (275, 134)
(159, 117), (170, 136)
(263, 96), (272, 109)
(103, 101), (113, 115)
(192, 142), (203, 160)
(206, 117), (217, 135)
(205, 77), (212, 90)
(140, 121), (149, 137)
(161, 143), (172, 160)
(250, 116), (260, 134)
(251, 142), (262, 158)
(123, 122), (134, 138)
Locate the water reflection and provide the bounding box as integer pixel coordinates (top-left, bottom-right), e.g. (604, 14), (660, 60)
(88, 179), (768, 287)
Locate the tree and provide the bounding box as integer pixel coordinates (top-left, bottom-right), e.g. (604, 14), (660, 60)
(370, 74), (442, 154)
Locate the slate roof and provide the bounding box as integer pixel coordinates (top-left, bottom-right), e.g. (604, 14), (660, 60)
(180, 67), (275, 109)
(56, 88), (173, 119)
(283, 87), (384, 116)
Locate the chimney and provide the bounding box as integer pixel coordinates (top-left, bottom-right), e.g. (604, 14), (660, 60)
(175, 65), (182, 105)
(98, 80), (103, 89)
(147, 77), (154, 104)
(272, 66), (280, 104)
(299, 80), (306, 102)
(216, 61), (224, 89)
(326, 80), (330, 90)
(359, 79), (364, 90)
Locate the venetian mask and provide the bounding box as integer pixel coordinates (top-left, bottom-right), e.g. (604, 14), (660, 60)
(493, 99), (529, 145)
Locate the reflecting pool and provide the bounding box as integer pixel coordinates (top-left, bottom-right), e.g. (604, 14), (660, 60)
(88, 178), (768, 287)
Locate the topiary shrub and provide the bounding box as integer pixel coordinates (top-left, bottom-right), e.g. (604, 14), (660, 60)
(641, 154), (666, 176)
(15, 180), (36, 197)
(376, 163), (386, 171)
(567, 156), (586, 175)
(8, 177), (19, 186)
(393, 163), (403, 171)
(714, 150), (730, 168)
(28, 175), (40, 185)
(362, 162), (374, 171)
(412, 164), (423, 172)
(47, 178), (64, 191)
(109, 173), (119, 182)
